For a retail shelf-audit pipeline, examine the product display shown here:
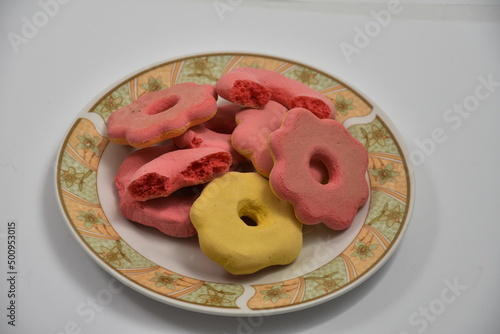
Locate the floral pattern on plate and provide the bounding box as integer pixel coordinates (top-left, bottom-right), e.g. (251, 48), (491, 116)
(56, 53), (413, 316)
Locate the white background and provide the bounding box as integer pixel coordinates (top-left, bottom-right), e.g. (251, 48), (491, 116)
(1, 0), (500, 333)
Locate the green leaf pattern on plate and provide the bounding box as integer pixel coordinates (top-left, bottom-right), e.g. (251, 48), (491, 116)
(366, 192), (406, 242)
(91, 83), (132, 121)
(349, 120), (399, 154)
(303, 257), (348, 301)
(60, 151), (98, 204)
(57, 53), (412, 313)
(282, 65), (339, 91)
(180, 282), (244, 308)
(177, 55), (233, 84)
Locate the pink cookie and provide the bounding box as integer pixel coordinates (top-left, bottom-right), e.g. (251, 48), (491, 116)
(127, 147), (232, 201)
(268, 108), (369, 230)
(107, 82), (218, 148)
(115, 144), (198, 238)
(115, 144), (177, 197)
(119, 187), (199, 238)
(172, 104), (246, 163)
(215, 67), (335, 119)
(232, 101), (288, 176)
(203, 103), (243, 134)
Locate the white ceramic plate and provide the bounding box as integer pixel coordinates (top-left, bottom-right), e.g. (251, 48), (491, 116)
(55, 52), (414, 316)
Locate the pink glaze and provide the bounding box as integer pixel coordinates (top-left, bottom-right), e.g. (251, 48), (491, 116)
(231, 101), (288, 176)
(172, 104), (246, 163)
(215, 67), (335, 119)
(268, 108), (369, 230)
(115, 144), (199, 238)
(127, 147), (232, 201)
(107, 82), (218, 148)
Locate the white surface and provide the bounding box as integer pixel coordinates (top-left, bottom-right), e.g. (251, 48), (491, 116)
(1, 0), (499, 333)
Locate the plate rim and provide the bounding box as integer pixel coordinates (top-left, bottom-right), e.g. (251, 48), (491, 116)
(55, 51), (415, 316)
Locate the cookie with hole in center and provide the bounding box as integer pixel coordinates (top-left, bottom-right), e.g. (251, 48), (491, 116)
(190, 172), (303, 275)
(215, 67), (335, 119)
(268, 108), (369, 230)
(107, 82), (218, 148)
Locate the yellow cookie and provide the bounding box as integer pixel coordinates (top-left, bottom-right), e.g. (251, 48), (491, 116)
(190, 172), (303, 275)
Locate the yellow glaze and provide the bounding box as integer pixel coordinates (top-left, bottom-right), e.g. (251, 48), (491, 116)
(190, 172), (303, 275)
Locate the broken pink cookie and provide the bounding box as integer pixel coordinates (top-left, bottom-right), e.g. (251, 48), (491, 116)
(172, 104), (246, 163)
(268, 108), (369, 230)
(119, 186), (200, 238)
(115, 144), (199, 238)
(231, 101), (288, 176)
(215, 67), (335, 119)
(107, 82), (218, 148)
(127, 147), (232, 201)
(115, 144), (177, 197)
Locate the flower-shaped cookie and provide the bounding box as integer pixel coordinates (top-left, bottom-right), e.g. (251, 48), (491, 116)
(268, 108), (369, 230)
(215, 67), (335, 119)
(173, 104), (246, 163)
(190, 172), (302, 275)
(107, 82), (217, 148)
(127, 147), (232, 201)
(231, 101), (288, 177)
(115, 144), (200, 237)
